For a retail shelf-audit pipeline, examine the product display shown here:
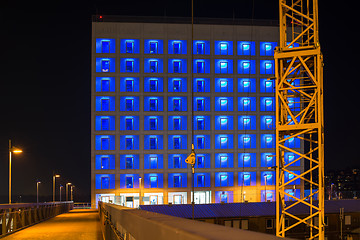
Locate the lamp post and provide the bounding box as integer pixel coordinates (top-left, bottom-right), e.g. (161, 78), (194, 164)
(59, 185), (63, 202)
(9, 140), (23, 204)
(139, 177), (142, 206)
(53, 174), (60, 202)
(36, 181), (41, 204)
(66, 183), (72, 201)
(70, 185), (74, 201)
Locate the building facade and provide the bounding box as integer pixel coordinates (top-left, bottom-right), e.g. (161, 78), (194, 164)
(91, 16), (304, 208)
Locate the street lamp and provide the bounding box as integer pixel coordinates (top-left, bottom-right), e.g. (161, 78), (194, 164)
(53, 174), (60, 202)
(59, 185), (63, 202)
(36, 181), (41, 204)
(70, 185), (75, 202)
(66, 183), (72, 201)
(9, 139), (23, 204)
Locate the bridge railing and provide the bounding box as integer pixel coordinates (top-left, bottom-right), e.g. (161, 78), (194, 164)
(99, 202), (287, 240)
(0, 201), (73, 237)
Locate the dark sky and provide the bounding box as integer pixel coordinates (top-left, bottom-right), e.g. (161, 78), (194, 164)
(0, 0), (357, 202)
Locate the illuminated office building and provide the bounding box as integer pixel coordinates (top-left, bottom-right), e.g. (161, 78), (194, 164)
(91, 16), (303, 208)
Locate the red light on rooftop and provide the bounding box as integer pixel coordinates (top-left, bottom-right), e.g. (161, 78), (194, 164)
(99, 15), (103, 19)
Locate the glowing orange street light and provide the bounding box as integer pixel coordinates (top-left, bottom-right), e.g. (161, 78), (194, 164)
(9, 139), (23, 204)
(53, 174), (60, 202)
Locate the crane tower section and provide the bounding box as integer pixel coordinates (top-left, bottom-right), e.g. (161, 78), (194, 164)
(275, 0), (324, 239)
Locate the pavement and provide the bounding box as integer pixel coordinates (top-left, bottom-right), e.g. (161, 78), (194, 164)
(2, 209), (103, 240)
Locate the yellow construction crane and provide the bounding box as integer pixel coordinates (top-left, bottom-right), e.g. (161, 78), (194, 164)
(275, 0), (324, 239)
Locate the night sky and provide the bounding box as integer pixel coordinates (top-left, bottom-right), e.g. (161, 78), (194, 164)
(0, 0), (357, 203)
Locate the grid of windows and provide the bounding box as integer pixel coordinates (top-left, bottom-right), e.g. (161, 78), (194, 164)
(93, 32), (302, 205)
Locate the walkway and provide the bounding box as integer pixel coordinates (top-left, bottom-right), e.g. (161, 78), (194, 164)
(2, 209), (103, 240)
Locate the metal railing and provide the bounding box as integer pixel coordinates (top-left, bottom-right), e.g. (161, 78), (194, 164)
(99, 202), (287, 240)
(73, 202), (91, 209)
(0, 202), (73, 237)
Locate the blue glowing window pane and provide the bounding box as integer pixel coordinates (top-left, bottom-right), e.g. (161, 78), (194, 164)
(125, 99), (133, 111)
(243, 99), (251, 111)
(243, 80), (250, 88)
(174, 61), (181, 73)
(150, 157), (157, 169)
(174, 118), (181, 130)
(126, 177), (133, 188)
(243, 154), (251, 164)
(150, 137), (157, 149)
(101, 138), (110, 150)
(197, 175), (204, 187)
(150, 79), (158, 92)
(266, 155), (273, 163)
(220, 43), (228, 55)
(220, 118), (228, 130)
(220, 99), (228, 111)
(125, 118), (133, 130)
(197, 80), (205, 92)
(220, 156), (228, 168)
(101, 99), (109, 111)
(102, 41), (110, 53)
(266, 136), (272, 143)
(125, 138), (133, 150)
(173, 80), (181, 92)
(220, 193), (228, 203)
(265, 44), (272, 51)
(101, 118), (109, 131)
(197, 61), (204, 73)
(101, 177), (109, 189)
(220, 62), (228, 73)
(126, 61), (133, 72)
(289, 173), (294, 180)
(220, 80), (228, 92)
(173, 42), (181, 54)
(173, 99), (181, 111)
(101, 60), (110, 72)
(150, 99), (158, 111)
(174, 157), (181, 168)
(126, 41), (133, 53)
(220, 175), (228, 187)
(265, 80), (273, 92)
(150, 61), (158, 72)
(197, 156), (204, 168)
(101, 157), (109, 169)
(243, 44), (250, 51)
(197, 99), (204, 111)
(288, 154), (295, 162)
(174, 176), (181, 187)
(220, 137), (228, 149)
(243, 137), (251, 148)
(265, 118), (273, 129)
(243, 118), (250, 130)
(150, 176), (158, 188)
(265, 99), (272, 106)
(265, 63), (272, 69)
(197, 43), (204, 54)
(150, 118), (157, 130)
(265, 44), (273, 56)
(101, 79), (110, 92)
(243, 174), (251, 186)
(126, 157), (133, 169)
(125, 80), (133, 92)
(174, 137), (181, 149)
(150, 42), (158, 54)
(197, 118), (204, 130)
(197, 137), (205, 149)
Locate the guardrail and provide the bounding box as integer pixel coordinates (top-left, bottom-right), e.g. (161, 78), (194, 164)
(0, 201), (73, 237)
(99, 202), (287, 240)
(73, 202), (91, 209)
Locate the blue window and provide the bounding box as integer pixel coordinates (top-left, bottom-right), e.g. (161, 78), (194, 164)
(100, 117), (110, 131)
(126, 99), (134, 111)
(238, 97), (256, 112)
(126, 157), (133, 169)
(220, 43), (228, 55)
(150, 41), (158, 54)
(220, 99), (228, 111)
(197, 79), (205, 92)
(126, 177), (133, 188)
(197, 43), (205, 54)
(149, 118), (158, 130)
(149, 99), (158, 111)
(101, 41), (110, 53)
(197, 156), (205, 168)
(261, 153), (275, 167)
(173, 117), (181, 130)
(239, 172), (256, 186)
(174, 175), (182, 188)
(220, 62), (228, 73)
(238, 41), (255, 55)
(101, 60), (110, 72)
(173, 79), (181, 92)
(101, 79), (110, 92)
(197, 99), (204, 111)
(101, 177), (109, 189)
(125, 79), (133, 92)
(220, 137), (228, 149)
(261, 172), (274, 186)
(239, 134), (256, 149)
(238, 78), (256, 93)
(220, 156), (228, 168)
(125, 137), (134, 150)
(173, 99), (181, 111)
(150, 157), (158, 169)
(220, 175), (228, 187)
(173, 61), (181, 73)
(197, 175), (205, 187)
(150, 79), (158, 92)
(220, 117), (228, 130)
(197, 137), (205, 149)
(220, 193), (228, 203)
(150, 137), (158, 149)
(197, 61), (205, 73)
(260, 42), (277, 56)
(101, 137), (110, 150)
(126, 41), (134, 53)
(150, 176), (158, 188)
(96, 77), (115, 92)
(238, 153), (256, 168)
(220, 79), (228, 92)
(174, 156), (181, 168)
(101, 98), (110, 111)
(173, 137), (181, 149)
(96, 39), (115, 53)
(150, 60), (158, 72)
(173, 42), (181, 54)
(126, 60), (133, 72)
(197, 118), (204, 130)
(125, 117), (133, 130)
(238, 60), (256, 74)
